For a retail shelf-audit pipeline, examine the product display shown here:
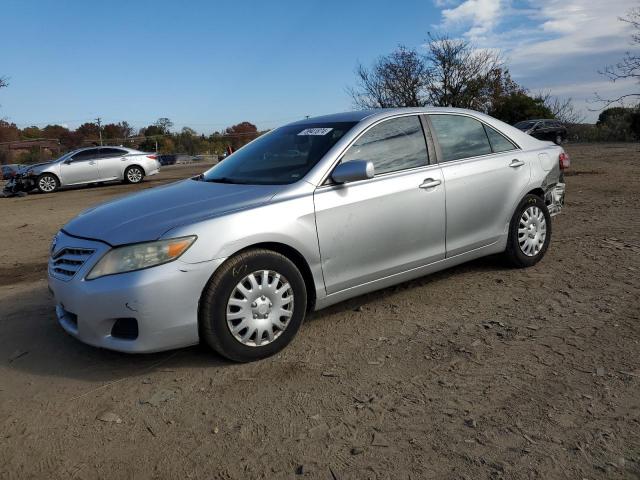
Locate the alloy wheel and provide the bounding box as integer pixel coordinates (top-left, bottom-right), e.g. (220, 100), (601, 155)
(39, 176), (57, 192)
(226, 270), (294, 347)
(127, 168), (143, 183)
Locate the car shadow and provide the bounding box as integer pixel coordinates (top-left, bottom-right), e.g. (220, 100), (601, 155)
(0, 282), (234, 383)
(305, 254), (509, 320)
(1, 255), (509, 382)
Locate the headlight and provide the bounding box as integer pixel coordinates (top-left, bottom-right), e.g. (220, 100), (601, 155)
(86, 236), (196, 280)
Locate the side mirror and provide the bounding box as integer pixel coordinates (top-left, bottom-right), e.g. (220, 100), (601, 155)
(331, 160), (374, 184)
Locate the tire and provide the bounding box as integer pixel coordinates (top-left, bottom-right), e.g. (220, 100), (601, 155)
(504, 194), (552, 268)
(124, 165), (144, 184)
(37, 173), (60, 193)
(199, 249), (307, 362)
(554, 134), (563, 145)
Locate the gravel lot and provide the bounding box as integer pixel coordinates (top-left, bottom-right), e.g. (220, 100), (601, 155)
(1, 144), (638, 479)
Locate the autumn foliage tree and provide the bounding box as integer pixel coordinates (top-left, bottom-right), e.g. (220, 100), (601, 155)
(225, 121), (259, 150)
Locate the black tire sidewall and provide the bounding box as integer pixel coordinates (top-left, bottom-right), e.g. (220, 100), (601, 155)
(37, 173), (59, 193)
(125, 166), (144, 184)
(200, 250), (307, 362)
(507, 194), (552, 268)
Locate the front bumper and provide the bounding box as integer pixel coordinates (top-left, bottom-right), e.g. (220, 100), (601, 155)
(547, 182), (565, 217)
(48, 231), (225, 353)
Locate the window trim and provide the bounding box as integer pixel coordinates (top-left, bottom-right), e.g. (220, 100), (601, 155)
(426, 112), (521, 164)
(320, 113), (432, 185)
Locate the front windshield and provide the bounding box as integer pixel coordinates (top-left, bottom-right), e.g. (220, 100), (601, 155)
(202, 122), (357, 185)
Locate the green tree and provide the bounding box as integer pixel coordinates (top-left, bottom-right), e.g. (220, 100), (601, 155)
(21, 126), (43, 138)
(489, 92), (554, 125)
(76, 122), (100, 141)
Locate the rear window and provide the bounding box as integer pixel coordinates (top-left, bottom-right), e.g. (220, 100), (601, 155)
(514, 121), (536, 130)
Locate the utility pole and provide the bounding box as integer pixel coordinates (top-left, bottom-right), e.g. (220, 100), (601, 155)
(95, 117), (103, 146)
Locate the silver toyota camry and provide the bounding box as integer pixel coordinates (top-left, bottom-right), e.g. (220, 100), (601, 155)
(48, 108), (568, 361)
(23, 146), (160, 193)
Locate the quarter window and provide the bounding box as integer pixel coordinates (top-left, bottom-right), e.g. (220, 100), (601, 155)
(429, 115), (492, 162)
(484, 124), (517, 153)
(341, 115), (428, 175)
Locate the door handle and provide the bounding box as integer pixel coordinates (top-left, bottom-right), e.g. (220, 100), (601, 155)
(419, 178), (442, 189)
(88, 161), (96, 165)
(509, 159), (525, 168)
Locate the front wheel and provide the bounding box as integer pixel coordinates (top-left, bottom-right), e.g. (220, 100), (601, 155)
(124, 165), (144, 184)
(37, 173), (59, 193)
(504, 194), (552, 268)
(199, 249), (307, 362)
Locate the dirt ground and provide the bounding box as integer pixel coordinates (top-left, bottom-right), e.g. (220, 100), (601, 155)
(0, 145), (638, 479)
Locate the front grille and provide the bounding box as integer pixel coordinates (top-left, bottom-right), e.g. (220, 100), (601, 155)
(50, 247), (95, 280)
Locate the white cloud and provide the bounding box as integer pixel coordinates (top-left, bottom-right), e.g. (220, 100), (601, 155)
(433, 0), (639, 120)
(440, 0), (507, 41)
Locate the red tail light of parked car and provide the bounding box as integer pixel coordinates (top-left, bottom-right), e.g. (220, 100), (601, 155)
(559, 152), (570, 170)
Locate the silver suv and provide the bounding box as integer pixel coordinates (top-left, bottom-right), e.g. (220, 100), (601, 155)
(23, 146), (160, 193)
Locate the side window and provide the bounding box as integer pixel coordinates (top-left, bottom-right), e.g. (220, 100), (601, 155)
(484, 124), (517, 153)
(341, 116), (428, 175)
(99, 148), (126, 158)
(429, 115), (492, 162)
(71, 149), (98, 162)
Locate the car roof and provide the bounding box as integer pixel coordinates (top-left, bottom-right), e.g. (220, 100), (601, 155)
(69, 146), (139, 154)
(289, 107), (509, 126)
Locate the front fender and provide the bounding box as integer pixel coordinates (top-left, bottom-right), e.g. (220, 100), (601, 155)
(162, 193), (324, 294)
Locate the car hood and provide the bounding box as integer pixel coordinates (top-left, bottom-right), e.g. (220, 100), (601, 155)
(22, 161), (54, 173)
(63, 179), (281, 245)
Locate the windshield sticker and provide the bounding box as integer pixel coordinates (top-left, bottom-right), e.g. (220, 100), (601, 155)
(297, 128), (333, 136)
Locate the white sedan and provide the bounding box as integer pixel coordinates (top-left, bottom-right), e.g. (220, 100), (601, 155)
(22, 146), (160, 193)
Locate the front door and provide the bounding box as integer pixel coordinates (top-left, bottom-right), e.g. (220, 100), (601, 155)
(314, 115), (446, 294)
(59, 148), (100, 185)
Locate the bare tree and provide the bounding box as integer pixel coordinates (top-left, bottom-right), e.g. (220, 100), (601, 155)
(536, 91), (585, 124)
(596, 7), (640, 107)
(425, 34), (504, 110)
(0, 76), (7, 89)
(347, 46), (430, 108)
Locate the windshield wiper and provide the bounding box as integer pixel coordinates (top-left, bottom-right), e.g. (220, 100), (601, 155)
(204, 176), (248, 184)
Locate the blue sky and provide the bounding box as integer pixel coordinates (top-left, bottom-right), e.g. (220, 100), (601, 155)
(1, 0), (636, 132)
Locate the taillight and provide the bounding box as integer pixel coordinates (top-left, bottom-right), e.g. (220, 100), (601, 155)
(147, 155), (157, 160)
(559, 152), (570, 170)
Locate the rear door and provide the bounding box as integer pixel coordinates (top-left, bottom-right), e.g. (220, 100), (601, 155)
(314, 115), (446, 294)
(59, 149), (100, 185)
(96, 147), (128, 180)
(427, 113), (530, 257)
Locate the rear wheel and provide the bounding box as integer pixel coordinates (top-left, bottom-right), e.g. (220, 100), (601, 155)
(37, 173), (59, 193)
(554, 134), (563, 145)
(199, 249), (307, 362)
(124, 165), (144, 184)
(504, 194), (552, 268)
